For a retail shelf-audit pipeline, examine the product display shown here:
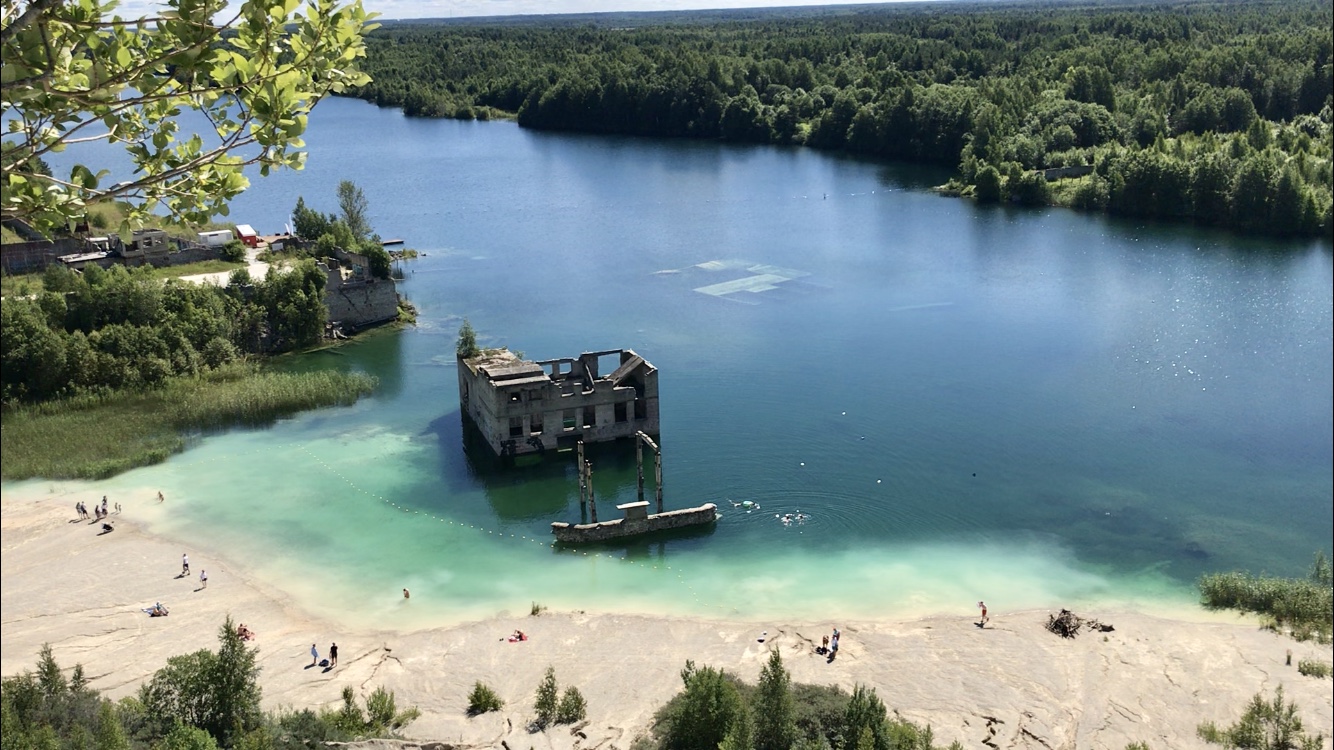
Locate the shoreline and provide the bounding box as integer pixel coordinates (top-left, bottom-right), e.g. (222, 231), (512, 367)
(4, 484), (1332, 748)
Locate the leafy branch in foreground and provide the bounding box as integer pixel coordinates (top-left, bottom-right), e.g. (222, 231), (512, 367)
(1, 0), (379, 236)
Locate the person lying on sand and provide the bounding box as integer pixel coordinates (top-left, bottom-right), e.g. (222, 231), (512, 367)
(143, 603), (169, 617)
(506, 630), (528, 642)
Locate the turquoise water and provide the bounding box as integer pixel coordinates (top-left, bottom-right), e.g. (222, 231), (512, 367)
(18, 98), (1333, 628)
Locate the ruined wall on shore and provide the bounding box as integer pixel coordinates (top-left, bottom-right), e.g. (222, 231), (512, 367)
(323, 270), (399, 329)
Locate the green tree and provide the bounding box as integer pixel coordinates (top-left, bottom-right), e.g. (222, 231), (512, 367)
(157, 722), (220, 750)
(291, 197), (333, 243)
(533, 667), (559, 729)
(456, 319), (479, 359)
(974, 165), (1002, 204)
(1198, 687), (1322, 750)
(661, 661), (744, 750)
(843, 685), (889, 750)
(718, 700), (755, 750)
(139, 617), (261, 746)
(555, 686), (587, 725)
(754, 650), (796, 750)
(94, 702), (130, 750)
(1, 0), (378, 236)
(337, 180), (372, 242)
(466, 682), (504, 716)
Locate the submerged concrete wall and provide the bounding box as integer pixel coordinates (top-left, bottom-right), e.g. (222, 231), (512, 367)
(324, 271), (399, 329)
(551, 503), (717, 543)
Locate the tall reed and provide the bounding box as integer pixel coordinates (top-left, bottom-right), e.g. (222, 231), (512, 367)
(1, 365), (376, 480)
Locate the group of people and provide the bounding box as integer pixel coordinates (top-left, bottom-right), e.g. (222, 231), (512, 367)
(76, 496), (119, 521)
(180, 553), (207, 588)
(506, 629), (528, 642)
(310, 642), (339, 668)
(817, 627), (842, 660)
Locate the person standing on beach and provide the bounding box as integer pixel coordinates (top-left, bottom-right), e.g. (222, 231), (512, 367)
(199, 570), (208, 589)
(310, 644), (319, 666)
(181, 554), (190, 576)
(403, 588), (410, 600)
(329, 642), (338, 667)
(157, 491), (165, 503)
(978, 601), (988, 628)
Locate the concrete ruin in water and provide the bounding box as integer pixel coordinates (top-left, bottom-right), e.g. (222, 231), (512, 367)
(457, 346), (716, 543)
(457, 347), (660, 457)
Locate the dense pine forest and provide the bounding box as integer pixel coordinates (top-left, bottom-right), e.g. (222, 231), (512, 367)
(349, 0), (1332, 237)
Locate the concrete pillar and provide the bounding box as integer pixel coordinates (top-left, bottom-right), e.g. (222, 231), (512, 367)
(587, 461), (597, 523)
(655, 449), (663, 515)
(577, 440), (587, 512)
(636, 437), (645, 504)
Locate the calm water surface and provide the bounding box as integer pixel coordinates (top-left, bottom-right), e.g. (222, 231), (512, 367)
(23, 98), (1334, 627)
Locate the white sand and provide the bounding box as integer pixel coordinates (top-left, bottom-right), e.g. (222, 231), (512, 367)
(3, 486), (1331, 749)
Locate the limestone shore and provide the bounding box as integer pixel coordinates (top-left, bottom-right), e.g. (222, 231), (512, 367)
(3, 486), (1331, 749)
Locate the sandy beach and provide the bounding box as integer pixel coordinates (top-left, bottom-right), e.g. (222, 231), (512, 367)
(3, 485), (1330, 750)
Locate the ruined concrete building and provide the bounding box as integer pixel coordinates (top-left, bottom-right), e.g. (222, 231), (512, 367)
(458, 348), (659, 457)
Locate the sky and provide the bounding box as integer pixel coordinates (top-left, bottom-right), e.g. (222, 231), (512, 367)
(114, 0), (928, 23)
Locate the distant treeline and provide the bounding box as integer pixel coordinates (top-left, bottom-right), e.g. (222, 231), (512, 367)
(350, 0), (1332, 236)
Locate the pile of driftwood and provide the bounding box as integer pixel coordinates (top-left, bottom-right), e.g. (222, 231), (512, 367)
(1046, 609), (1115, 638)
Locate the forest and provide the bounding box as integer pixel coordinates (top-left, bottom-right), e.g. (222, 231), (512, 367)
(348, 0), (1332, 237)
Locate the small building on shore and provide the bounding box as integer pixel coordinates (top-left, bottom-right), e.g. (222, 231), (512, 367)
(458, 347), (659, 457)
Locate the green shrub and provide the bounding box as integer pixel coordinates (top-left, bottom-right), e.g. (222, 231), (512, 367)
(1297, 658), (1331, 678)
(1198, 553), (1333, 640)
(556, 686), (587, 725)
(1197, 687), (1322, 750)
(467, 682), (504, 716)
(533, 667), (559, 729)
(219, 240), (247, 263)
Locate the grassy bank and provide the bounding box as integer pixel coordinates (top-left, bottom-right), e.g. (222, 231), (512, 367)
(1198, 553), (1333, 643)
(1, 364), (377, 480)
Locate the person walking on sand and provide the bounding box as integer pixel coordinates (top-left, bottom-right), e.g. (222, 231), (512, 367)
(978, 601), (988, 628)
(310, 644), (319, 666)
(329, 642), (338, 667)
(157, 491), (165, 503)
(181, 554), (190, 576)
(199, 570), (208, 589)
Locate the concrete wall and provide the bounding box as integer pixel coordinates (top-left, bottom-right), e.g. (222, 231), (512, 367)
(458, 351), (659, 457)
(1042, 164), (1095, 181)
(323, 268), (399, 330)
(551, 503), (717, 543)
(2, 239), (84, 273)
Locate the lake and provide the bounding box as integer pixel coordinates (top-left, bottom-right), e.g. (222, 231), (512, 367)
(28, 96), (1334, 626)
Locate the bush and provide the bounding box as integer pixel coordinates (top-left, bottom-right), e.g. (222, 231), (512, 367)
(219, 240), (247, 263)
(467, 682), (504, 716)
(534, 667), (559, 729)
(556, 687), (587, 725)
(1197, 687), (1322, 750)
(1297, 658), (1331, 678)
(1198, 552), (1334, 640)
(974, 165), (1002, 203)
